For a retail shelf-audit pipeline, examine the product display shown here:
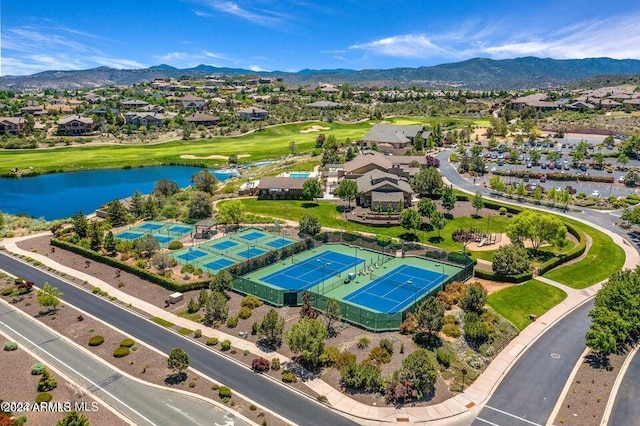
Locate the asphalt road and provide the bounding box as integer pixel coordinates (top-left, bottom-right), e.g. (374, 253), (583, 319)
(0, 253), (358, 426)
(472, 300), (594, 426)
(0, 302), (244, 426)
(607, 348), (640, 426)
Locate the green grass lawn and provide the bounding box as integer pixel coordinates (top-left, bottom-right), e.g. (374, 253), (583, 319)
(487, 280), (567, 330)
(543, 218), (625, 289)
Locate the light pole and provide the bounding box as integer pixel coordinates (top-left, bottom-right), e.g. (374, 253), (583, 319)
(246, 243), (254, 259)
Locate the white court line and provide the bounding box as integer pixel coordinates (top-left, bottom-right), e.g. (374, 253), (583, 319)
(476, 417), (501, 426)
(0, 318), (157, 426)
(485, 405), (542, 426)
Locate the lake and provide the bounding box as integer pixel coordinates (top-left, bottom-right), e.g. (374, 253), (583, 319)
(0, 166), (237, 220)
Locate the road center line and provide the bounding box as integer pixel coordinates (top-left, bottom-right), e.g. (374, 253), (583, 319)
(485, 405), (542, 426)
(476, 417), (501, 426)
(0, 318), (157, 426)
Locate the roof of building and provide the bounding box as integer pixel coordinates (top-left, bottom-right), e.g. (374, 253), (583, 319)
(371, 192), (404, 203)
(0, 117), (25, 125)
(355, 169), (412, 194)
(342, 153), (392, 174)
(307, 100), (345, 108)
(257, 176), (311, 190)
(57, 115), (93, 124)
(185, 113), (220, 122)
(238, 106), (268, 114)
(362, 124), (423, 145)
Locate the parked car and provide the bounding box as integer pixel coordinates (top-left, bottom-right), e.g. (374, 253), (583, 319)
(591, 190), (600, 197)
(579, 165), (587, 172)
(526, 162), (532, 168)
(541, 163), (547, 169)
(540, 175), (547, 183)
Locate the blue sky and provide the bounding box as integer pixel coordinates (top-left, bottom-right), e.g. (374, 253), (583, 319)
(2, 0), (640, 76)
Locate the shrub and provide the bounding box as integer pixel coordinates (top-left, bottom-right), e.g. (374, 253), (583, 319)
(499, 207), (507, 215)
(444, 314), (457, 324)
(31, 363), (46, 375)
(238, 307), (252, 320)
(119, 338), (135, 348)
(436, 281), (467, 309)
(206, 337), (219, 346)
(478, 343), (495, 357)
(271, 357), (281, 371)
(35, 392), (52, 403)
(368, 346), (391, 364)
(251, 321), (260, 335)
(356, 336), (370, 349)
(194, 329), (202, 338)
(464, 318), (489, 345)
(252, 357), (270, 372)
(241, 295), (262, 309)
(226, 316), (238, 328)
(1, 288), (14, 296)
(181, 263), (196, 273)
(282, 371), (297, 383)
(399, 313), (418, 334)
(436, 347), (454, 368)
(3, 341), (18, 351)
(113, 347), (131, 358)
(380, 338), (394, 355)
(88, 336), (104, 346)
(218, 385), (232, 400)
(493, 244), (530, 276)
(220, 340), (231, 351)
(167, 240), (183, 250)
(442, 323), (461, 338)
(340, 362), (383, 392)
(336, 351), (357, 368)
(321, 347), (339, 367)
(37, 368), (57, 392)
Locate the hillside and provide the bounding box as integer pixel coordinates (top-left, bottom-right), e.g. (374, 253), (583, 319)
(3, 57), (640, 90)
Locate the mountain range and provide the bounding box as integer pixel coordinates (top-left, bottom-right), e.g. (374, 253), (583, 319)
(2, 57), (640, 91)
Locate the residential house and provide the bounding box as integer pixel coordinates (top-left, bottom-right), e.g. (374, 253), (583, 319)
(124, 112), (164, 128)
(185, 113), (219, 127)
(565, 101), (596, 111)
(358, 123), (423, 151)
(180, 95), (208, 111)
(19, 100), (46, 116)
(45, 103), (73, 114)
(623, 98), (640, 110)
(307, 101), (345, 109)
(139, 104), (165, 113)
(341, 151), (426, 180)
(120, 99), (150, 110)
(354, 169), (413, 211)
(511, 94), (561, 111)
(238, 106), (269, 121)
(0, 117), (25, 135)
(57, 115), (94, 135)
(256, 177), (311, 199)
(599, 99), (622, 109)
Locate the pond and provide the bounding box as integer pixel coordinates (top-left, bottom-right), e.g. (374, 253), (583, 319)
(0, 166), (237, 221)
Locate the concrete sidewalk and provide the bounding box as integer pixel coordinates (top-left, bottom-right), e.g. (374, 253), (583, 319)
(1, 225), (636, 425)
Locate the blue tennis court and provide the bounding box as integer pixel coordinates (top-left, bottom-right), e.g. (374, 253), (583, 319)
(115, 231), (142, 240)
(176, 249), (208, 262)
(238, 231), (267, 241)
(238, 247), (266, 259)
(210, 240), (239, 250)
(139, 222), (164, 231)
(265, 238), (293, 249)
(169, 226), (192, 234)
(154, 235), (173, 244)
(344, 265), (446, 314)
(204, 258), (235, 271)
(260, 250), (364, 291)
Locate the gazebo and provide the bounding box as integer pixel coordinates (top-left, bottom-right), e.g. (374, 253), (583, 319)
(194, 219), (217, 239)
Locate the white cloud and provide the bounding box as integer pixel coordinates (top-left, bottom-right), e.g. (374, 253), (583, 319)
(191, 0), (288, 26)
(153, 51), (228, 68)
(248, 64), (269, 72)
(350, 34), (447, 58)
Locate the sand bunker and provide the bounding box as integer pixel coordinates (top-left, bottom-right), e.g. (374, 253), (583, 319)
(299, 125), (331, 134)
(179, 154), (251, 160)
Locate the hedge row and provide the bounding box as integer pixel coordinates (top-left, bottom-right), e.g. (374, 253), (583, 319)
(51, 238), (209, 292)
(474, 269), (533, 283)
(492, 170), (614, 183)
(537, 224), (587, 275)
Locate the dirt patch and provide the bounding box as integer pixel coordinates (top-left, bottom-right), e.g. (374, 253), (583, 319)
(0, 334), (127, 426)
(299, 125), (330, 134)
(179, 154), (251, 160)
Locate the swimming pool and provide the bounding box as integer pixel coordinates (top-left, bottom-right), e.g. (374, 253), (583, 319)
(289, 172), (310, 178)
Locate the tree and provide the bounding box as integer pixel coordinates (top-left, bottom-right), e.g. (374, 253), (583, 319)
(617, 152), (630, 170)
(285, 317), (327, 366)
(107, 199), (128, 227)
(37, 282), (62, 313)
(516, 182), (527, 199)
(430, 211), (447, 239)
(410, 167), (443, 196)
(459, 283), (487, 313)
(188, 190), (212, 219)
(530, 150), (542, 165)
(56, 411), (89, 426)
(472, 191), (484, 217)
(324, 298), (341, 335)
(72, 211), (88, 238)
(38, 367), (58, 391)
(399, 208), (422, 237)
(418, 198), (437, 221)
(289, 140), (297, 154)
(134, 233), (160, 258)
(217, 199), (244, 225)
(143, 195), (158, 219)
(167, 348), (190, 376)
(299, 213), (321, 236)
(103, 231), (116, 256)
(506, 210), (567, 253)
(129, 190), (145, 219)
(151, 252), (177, 275)
(210, 270), (233, 294)
(228, 154), (238, 166)
(489, 176), (505, 193)
(492, 244), (530, 275)
(413, 132), (424, 151)
(259, 308), (285, 347)
(154, 179), (180, 197)
(397, 349), (437, 398)
(441, 185), (456, 216)
(204, 291), (228, 324)
(191, 170), (218, 194)
(415, 297), (445, 337)
(89, 221), (102, 252)
(302, 179), (322, 204)
(335, 179), (358, 210)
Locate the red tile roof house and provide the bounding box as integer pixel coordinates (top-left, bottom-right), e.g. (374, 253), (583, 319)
(238, 106), (269, 121)
(57, 115), (94, 136)
(0, 117), (25, 135)
(256, 177), (311, 200)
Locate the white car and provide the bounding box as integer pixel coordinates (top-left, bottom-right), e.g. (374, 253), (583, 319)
(591, 190), (600, 197)
(490, 166), (497, 172)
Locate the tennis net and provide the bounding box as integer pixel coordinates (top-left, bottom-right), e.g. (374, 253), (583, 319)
(200, 244), (244, 263)
(367, 273), (426, 293)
